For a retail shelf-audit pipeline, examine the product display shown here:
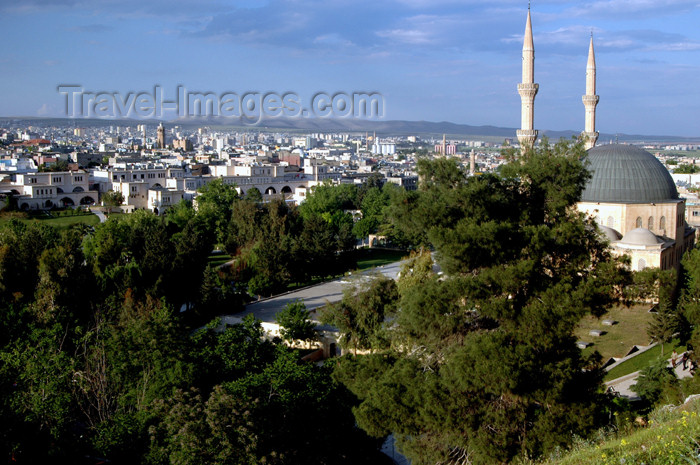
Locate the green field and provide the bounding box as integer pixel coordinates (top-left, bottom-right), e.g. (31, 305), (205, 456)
(207, 251), (233, 267)
(605, 338), (686, 381)
(572, 303), (688, 381)
(0, 211), (100, 229)
(355, 248), (406, 270)
(574, 304), (654, 361)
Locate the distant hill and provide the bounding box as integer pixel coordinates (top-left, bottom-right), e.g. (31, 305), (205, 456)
(1, 116), (698, 143)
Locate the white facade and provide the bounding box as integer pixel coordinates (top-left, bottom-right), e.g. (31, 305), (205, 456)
(10, 171), (96, 209)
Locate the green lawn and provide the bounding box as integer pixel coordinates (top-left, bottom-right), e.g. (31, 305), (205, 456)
(207, 252), (233, 267)
(0, 211), (100, 229)
(284, 248), (407, 292)
(574, 304), (654, 361)
(605, 338), (686, 381)
(355, 248), (406, 271)
(571, 304), (690, 381)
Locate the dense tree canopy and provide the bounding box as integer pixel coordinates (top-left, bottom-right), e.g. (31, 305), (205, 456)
(334, 139), (629, 464)
(0, 191), (388, 464)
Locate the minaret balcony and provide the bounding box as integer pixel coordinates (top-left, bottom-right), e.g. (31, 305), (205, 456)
(517, 129), (538, 137)
(518, 83), (539, 98)
(582, 95), (599, 105)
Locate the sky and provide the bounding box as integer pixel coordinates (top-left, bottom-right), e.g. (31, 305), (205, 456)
(1, 0), (699, 137)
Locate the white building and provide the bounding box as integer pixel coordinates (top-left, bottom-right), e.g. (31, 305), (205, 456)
(8, 171), (96, 210)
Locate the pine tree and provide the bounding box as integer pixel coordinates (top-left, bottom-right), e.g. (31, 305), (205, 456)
(334, 139), (629, 464)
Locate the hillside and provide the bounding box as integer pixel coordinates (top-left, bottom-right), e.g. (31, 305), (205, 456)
(526, 398), (700, 465)
(2, 116), (699, 143)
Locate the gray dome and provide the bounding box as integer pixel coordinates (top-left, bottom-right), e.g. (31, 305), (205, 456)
(597, 225), (622, 242)
(620, 228), (662, 246)
(581, 144), (678, 203)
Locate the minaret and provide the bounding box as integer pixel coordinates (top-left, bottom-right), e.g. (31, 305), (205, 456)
(157, 122), (165, 149)
(581, 34), (599, 150)
(517, 4), (538, 152)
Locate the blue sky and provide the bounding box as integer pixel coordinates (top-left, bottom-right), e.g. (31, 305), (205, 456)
(1, 0), (699, 136)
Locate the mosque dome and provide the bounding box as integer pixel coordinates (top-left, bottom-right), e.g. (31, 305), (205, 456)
(581, 144), (678, 203)
(619, 228), (663, 246)
(597, 225), (622, 242)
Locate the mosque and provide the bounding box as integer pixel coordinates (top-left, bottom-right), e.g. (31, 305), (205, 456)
(517, 7), (695, 271)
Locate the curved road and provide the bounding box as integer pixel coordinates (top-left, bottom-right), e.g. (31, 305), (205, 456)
(221, 259), (408, 327)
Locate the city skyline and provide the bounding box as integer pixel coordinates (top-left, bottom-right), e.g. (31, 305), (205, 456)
(2, 0), (700, 136)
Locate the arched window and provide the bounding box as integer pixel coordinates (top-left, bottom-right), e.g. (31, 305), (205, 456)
(648, 216), (654, 230)
(607, 216), (615, 228)
(660, 216), (666, 231)
(638, 258), (647, 271)
(636, 217), (642, 228)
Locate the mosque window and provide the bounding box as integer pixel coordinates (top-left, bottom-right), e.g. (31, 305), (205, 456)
(660, 216), (666, 230)
(607, 216), (614, 228)
(636, 217), (642, 228)
(648, 217), (654, 230)
(638, 259), (646, 271)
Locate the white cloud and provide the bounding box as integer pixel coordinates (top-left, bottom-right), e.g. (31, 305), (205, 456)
(36, 103), (53, 115)
(566, 0), (699, 18)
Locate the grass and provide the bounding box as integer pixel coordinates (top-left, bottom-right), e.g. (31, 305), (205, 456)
(207, 251), (233, 267)
(574, 304), (654, 361)
(605, 338), (687, 381)
(530, 399), (700, 465)
(283, 248), (407, 293)
(355, 248), (406, 271)
(0, 211), (100, 229)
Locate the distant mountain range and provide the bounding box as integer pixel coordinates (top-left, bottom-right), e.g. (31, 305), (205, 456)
(1, 116), (698, 143)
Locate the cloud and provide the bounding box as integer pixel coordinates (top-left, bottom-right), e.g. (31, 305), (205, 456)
(36, 103), (53, 115)
(504, 24), (700, 54)
(376, 28), (436, 45)
(313, 34), (355, 47)
(565, 0), (700, 19)
(5, 0), (700, 60)
(68, 24), (113, 33)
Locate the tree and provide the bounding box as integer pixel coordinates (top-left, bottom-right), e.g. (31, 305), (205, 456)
(223, 345), (385, 465)
(38, 159), (70, 172)
(678, 247), (700, 363)
(194, 265), (241, 321)
(244, 187), (262, 202)
(195, 179), (239, 244)
(146, 386), (258, 465)
(0, 220), (59, 304)
(647, 269), (681, 355)
(1, 324), (77, 457)
(334, 139), (629, 464)
(631, 357), (679, 406)
(296, 214), (339, 280)
(352, 186), (390, 240)
(101, 190), (124, 207)
(275, 300), (317, 344)
(395, 249), (434, 295)
(0, 191), (390, 464)
(673, 163), (700, 174)
(298, 182), (358, 220)
(320, 275), (398, 354)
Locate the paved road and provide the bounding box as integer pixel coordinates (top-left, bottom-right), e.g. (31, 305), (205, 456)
(606, 355), (695, 399)
(221, 259), (408, 327)
(93, 211), (107, 223)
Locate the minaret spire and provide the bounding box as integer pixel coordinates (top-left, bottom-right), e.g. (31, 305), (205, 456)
(581, 33), (599, 149)
(517, 4), (538, 152)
